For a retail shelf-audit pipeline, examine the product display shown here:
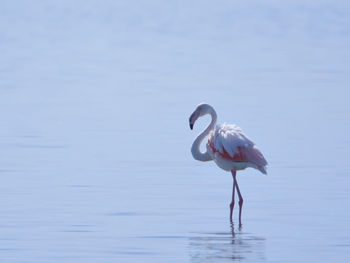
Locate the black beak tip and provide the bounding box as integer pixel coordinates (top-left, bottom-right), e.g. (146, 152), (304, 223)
(190, 123), (193, 130)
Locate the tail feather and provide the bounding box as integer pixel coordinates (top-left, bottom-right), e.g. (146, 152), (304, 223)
(258, 165), (267, 175)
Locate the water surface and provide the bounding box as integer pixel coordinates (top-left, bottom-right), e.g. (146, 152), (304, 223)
(1, 1), (350, 262)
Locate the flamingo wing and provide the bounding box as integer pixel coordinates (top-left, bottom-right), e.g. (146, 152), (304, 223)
(209, 123), (267, 172)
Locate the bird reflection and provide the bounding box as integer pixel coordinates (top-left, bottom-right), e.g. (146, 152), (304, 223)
(189, 223), (265, 262)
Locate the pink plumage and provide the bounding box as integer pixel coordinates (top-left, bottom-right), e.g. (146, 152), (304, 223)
(207, 123), (267, 174)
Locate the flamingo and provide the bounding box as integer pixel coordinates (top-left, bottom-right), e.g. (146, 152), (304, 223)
(189, 103), (268, 225)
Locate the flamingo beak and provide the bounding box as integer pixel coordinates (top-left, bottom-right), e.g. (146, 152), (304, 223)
(189, 111), (198, 130)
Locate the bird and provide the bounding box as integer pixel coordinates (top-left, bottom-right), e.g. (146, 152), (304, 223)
(189, 103), (267, 225)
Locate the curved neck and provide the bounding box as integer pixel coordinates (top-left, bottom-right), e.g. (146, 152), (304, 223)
(191, 108), (217, 161)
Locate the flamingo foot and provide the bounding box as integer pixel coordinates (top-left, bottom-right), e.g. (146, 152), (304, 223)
(229, 202), (234, 221)
(238, 198), (243, 226)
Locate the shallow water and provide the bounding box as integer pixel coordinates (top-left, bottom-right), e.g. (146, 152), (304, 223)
(1, 1), (350, 262)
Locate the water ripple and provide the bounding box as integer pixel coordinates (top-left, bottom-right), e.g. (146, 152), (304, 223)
(189, 224), (266, 262)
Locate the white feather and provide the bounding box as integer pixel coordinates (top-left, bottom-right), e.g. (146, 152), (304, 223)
(210, 123), (254, 157)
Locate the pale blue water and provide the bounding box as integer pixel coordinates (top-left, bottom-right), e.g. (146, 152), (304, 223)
(1, 1), (350, 262)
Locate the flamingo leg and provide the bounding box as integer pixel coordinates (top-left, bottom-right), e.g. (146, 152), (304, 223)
(232, 171), (243, 226)
(230, 170), (236, 222)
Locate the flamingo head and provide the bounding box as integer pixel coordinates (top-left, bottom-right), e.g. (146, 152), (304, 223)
(189, 103), (211, 130)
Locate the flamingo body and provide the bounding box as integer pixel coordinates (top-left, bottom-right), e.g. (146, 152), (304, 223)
(206, 123), (267, 173)
(189, 103), (268, 225)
